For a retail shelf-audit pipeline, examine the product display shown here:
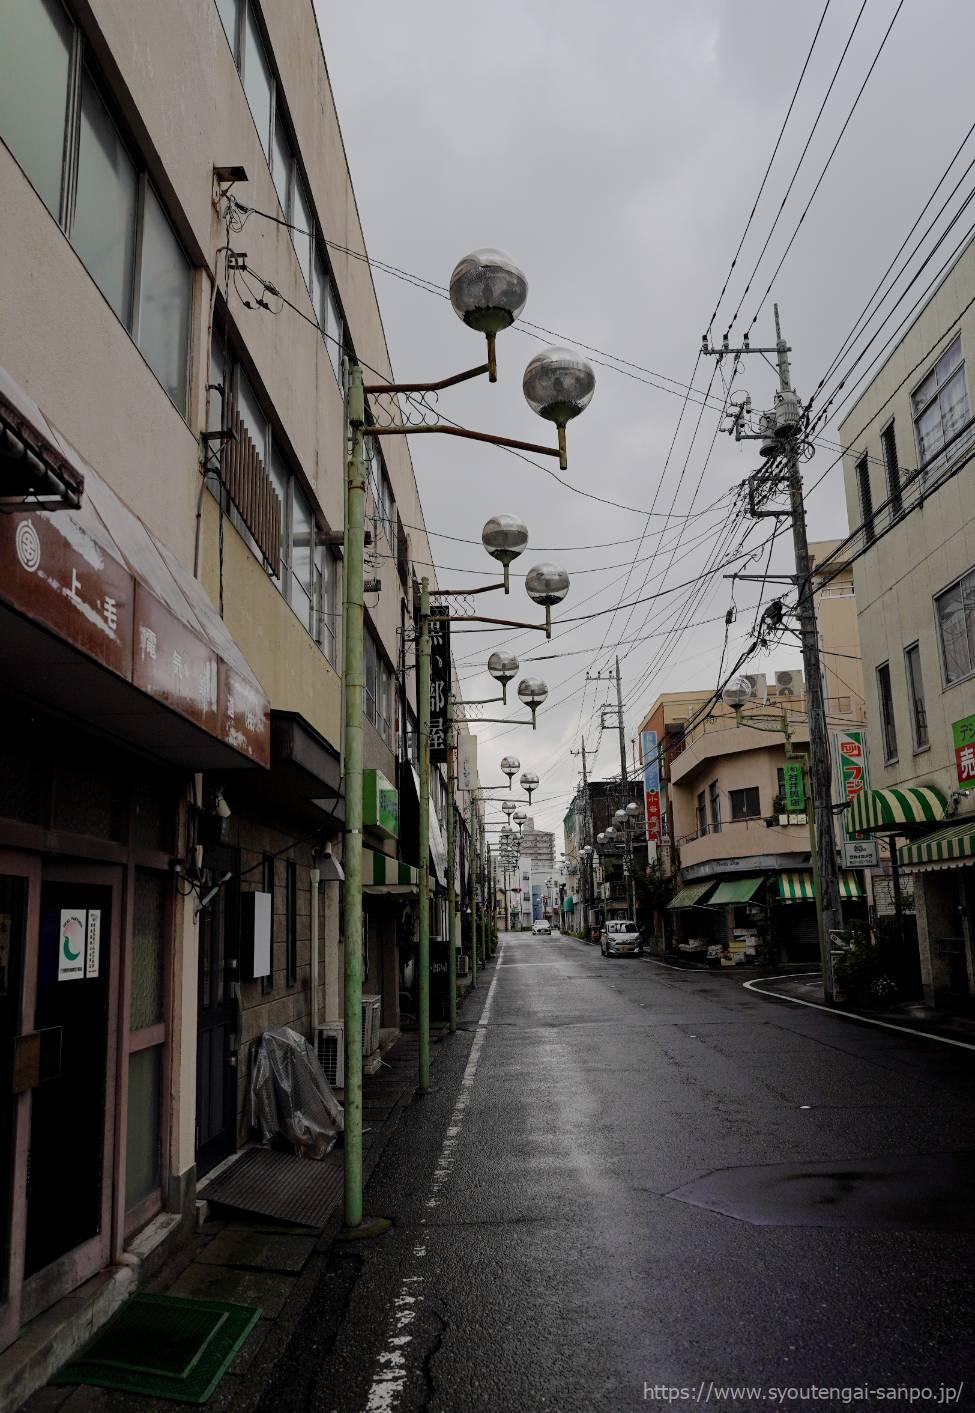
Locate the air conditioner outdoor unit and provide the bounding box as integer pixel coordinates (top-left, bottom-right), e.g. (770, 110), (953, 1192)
(316, 1023), (344, 1089)
(741, 673), (768, 704)
(362, 995), (382, 1057)
(773, 669), (804, 697)
(457, 954), (470, 978)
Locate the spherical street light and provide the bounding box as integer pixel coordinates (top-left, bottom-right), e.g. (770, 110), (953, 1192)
(501, 800), (516, 817)
(513, 811), (527, 829)
(500, 755), (520, 786)
(625, 801), (641, 820)
(482, 516), (529, 592)
(525, 563), (570, 607)
(516, 677), (548, 729)
(613, 808), (627, 826)
(523, 347), (596, 468)
(488, 649), (519, 701)
(596, 831), (606, 845)
(520, 770), (539, 802)
(449, 249), (528, 334)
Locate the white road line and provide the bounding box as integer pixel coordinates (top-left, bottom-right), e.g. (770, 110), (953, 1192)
(363, 944), (505, 1413)
(742, 972), (975, 1053)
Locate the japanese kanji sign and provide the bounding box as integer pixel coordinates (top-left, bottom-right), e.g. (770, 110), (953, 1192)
(782, 761), (805, 812)
(953, 714), (975, 790)
(833, 728), (879, 866)
(640, 729), (661, 844)
(428, 611), (451, 764)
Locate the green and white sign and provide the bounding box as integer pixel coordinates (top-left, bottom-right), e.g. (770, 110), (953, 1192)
(782, 761), (805, 812)
(363, 769), (399, 838)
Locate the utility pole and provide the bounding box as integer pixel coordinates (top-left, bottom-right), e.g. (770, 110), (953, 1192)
(418, 578), (431, 1090)
(571, 737), (594, 937)
(703, 305), (839, 1000)
(615, 656), (628, 785)
(468, 796), (478, 987)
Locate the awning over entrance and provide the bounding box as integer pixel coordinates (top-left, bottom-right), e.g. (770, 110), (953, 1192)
(898, 820), (975, 871)
(363, 847), (419, 895)
(709, 876), (764, 905)
(668, 880), (715, 910)
(0, 450), (270, 769)
(0, 365), (84, 510)
(846, 785), (948, 834)
(776, 870), (864, 901)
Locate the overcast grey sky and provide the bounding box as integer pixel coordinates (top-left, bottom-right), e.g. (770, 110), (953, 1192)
(316, 0), (975, 839)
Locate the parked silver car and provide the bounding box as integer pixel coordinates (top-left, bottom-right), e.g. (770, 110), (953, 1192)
(600, 920), (643, 957)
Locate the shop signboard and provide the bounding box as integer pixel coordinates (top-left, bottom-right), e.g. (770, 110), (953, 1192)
(428, 611), (451, 764)
(833, 728), (879, 867)
(363, 769), (399, 837)
(952, 713), (975, 790)
(640, 729), (661, 845)
(782, 761), (805, 812)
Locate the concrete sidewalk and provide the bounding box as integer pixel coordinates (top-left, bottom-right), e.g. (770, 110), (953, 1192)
(20, 964), (494, 1413)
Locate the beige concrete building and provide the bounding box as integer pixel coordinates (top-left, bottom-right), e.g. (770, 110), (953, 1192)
(642, 546), (868, 962)
(839, 233), (975, 1009)
(0, 0), (481, 1394)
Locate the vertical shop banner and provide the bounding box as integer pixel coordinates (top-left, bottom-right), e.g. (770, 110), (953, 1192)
(833, 728), (879, 867)
(640, 729), (661, 845)
(952, 713), (975, 790)
(429, 611), (451, 764)
(782, 761), (806, 811)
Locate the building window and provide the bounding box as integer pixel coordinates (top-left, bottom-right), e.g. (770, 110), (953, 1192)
(242, 1), (272, 154)
(0, 1), (192, 413)
(881, 422), (902, 520)
(904, 643), (928, 752)
(935, 568), (975, 685)
(285, 859), (297, 988)
(260, 853), (275, 995)
(695, 790), (706, 837)
(364, 631), (394, 747)
(729, 787), (761, 821)
(912, 335), (972, 478)
(856, 455), (874, 544)
(877, 662), (898, 761)
(708, 780), (720, 832)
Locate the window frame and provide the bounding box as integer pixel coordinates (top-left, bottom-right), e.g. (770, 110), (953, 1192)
(708, 779), (721, 833)
(729, 786), (761, 822)
(695, 790), (707, 837)
(856, 454), (875, 544)
(904, 641), (929, 754)
(876, 661), (898, 763)
(880, 419), (903, 520)
(910, 334), (973, 480)
(934, 567), (975, 689)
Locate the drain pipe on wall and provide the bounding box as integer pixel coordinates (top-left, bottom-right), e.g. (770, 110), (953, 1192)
(310, 858), (320, 1037)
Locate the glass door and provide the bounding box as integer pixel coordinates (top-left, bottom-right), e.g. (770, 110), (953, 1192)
(21, 864), (120, 1324)
(0, 853), (39, 1354)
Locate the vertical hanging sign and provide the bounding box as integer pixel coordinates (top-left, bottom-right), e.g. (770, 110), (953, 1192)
(833, 727), (879, 867)
(429, 610), (451, 765)
(640, 729), (661, 848)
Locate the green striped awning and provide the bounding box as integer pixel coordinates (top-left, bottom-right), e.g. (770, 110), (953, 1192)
(709, 876), (765, 905)
(363, 848), (419, 895)
(898, 820), (975, 871)
(846, 785), (948, 834)
(777, 870), (864, 901)
(667, 880), (714, 910)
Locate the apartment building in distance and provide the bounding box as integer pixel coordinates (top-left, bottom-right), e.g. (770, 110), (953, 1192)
(0, 0), (468, 1392)
(839, 233), (975, 1010)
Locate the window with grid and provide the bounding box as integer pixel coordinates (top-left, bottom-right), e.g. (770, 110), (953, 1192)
(935, 568), (975, 685)
(708, 780), (720, 832)
(912, 336), (973, 479)
(0, 0), (192, 414)
(877, 662), (898, 761)
(881, 422), (903, 519)
(856, 456), (875, 544)
(729, 787), (761, 821)
(695, 791), (706, 837)
(904, 643), (928, 751)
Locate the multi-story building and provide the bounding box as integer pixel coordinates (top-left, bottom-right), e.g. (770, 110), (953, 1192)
(839, 234), (975, 1009)
(519, 818), (555, 869)
(639, 546), (868, 962)
(0, 0), (470, 1390)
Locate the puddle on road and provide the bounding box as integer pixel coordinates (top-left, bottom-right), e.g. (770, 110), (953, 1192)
(667, 1150), (975, 1230)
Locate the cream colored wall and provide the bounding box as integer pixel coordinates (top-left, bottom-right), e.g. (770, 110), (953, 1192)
(839, 236), (975, 801)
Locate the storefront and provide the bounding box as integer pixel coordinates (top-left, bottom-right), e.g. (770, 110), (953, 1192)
(898, 820), (975, 1008)
(0, 371), (269, 1351)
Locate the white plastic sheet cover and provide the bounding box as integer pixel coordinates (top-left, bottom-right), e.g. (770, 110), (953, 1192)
(250, 1025), (344, 1159)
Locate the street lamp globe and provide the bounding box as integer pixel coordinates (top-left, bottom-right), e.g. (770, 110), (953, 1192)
(487, 650), (519, 697)
(517, 678), (548, 708)
(625, 801), (641, 819)
(520, 771), (539, 801)
(449, 249), (527, 334)
(500, 755), (520, 785)
(613, 808), (627, 826)
(523, 347), (596, 426)
(513, 811), (527, 830)
(525, 564), (570, 607)
(501, 800), (516, 817)
(482, 514), (529, 569)
(596, 831), (606, 845)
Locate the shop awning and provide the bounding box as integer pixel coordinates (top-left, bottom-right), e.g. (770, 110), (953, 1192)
(777, 870), (864, 901)
(363, 847), (419, 895)
(898, 820), (975, 872)
(846, 785), (948, 834)
(667, 880), (715, 910)
(0, 365), (85, 510)
(0, 452), (270, 769)
(709, 876), (765, 905)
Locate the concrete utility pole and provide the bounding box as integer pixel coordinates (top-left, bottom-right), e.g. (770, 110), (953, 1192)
(703, 305), (839, 1000)
(615, 656), (628, 786)
(571, 737), (593, 936)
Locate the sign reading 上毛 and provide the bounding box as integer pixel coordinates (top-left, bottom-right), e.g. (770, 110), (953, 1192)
(953, 714), (975, 790)
(782, 761), (806, 812)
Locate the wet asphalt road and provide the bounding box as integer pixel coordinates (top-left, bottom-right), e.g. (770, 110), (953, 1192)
(272, 933), (975, 1413)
